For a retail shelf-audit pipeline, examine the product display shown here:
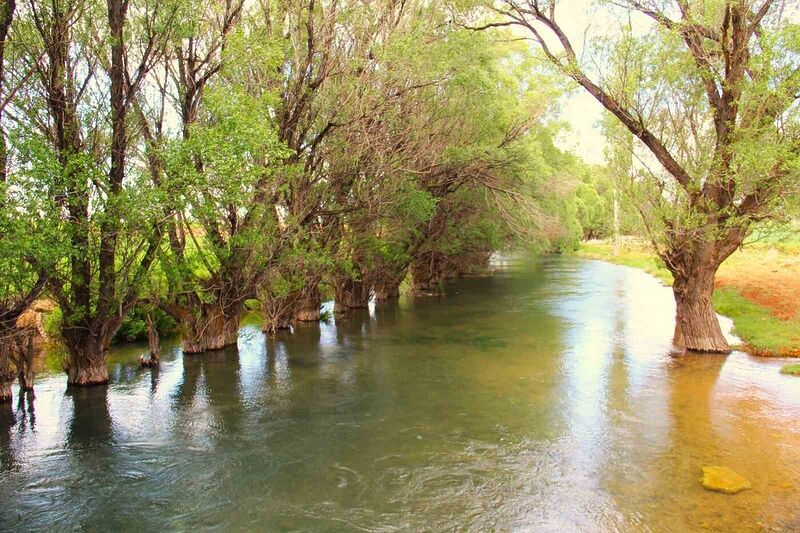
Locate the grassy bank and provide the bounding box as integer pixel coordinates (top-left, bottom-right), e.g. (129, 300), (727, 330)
(575, 240), (800, 356)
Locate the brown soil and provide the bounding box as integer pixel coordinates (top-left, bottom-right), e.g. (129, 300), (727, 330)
(716, 248), (800, 321)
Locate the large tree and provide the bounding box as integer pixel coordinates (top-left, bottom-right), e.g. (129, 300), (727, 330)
(138, 0), (278, 354)
(11, 0), (176, 385)
(479, 0), (800, 352)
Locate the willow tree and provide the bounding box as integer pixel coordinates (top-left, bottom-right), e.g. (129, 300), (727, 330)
(137, 0), (283, 354)
(132, 1), (303, 352)
(380, 22), (562, 294)
(480, 0), (800, 352)
(11, 0), (176, 384)
(253, 0), (398, 323)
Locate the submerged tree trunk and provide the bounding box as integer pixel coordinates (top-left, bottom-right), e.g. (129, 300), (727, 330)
(0, 337), (14, 403)
(264, 315), (293, 335)
(17, 333), (35, 392)
(140, 313), (160, 367)
(373, 269), (405, 302)
(411, 252), (447, 295)
(63, 332), (111, 387)
(180, 303), (240, 354)
(334, 278), (370, 315)
(294, 284), (322, 322)
(670, 261), (729, 354)
(261, 294), (294, 336)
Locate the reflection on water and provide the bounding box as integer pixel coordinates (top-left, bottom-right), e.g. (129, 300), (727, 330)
(0, 256), (798, 531)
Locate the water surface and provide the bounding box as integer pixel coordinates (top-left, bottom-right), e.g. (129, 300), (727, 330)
(1, 256), (798, 531)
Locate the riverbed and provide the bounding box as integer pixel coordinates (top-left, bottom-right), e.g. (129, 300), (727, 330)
(1, 256), (798, 531)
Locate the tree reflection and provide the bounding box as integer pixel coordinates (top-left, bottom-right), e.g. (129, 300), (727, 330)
(333, 308), (371, 350)
(172, 346), (244, 442)
(373, 300), (400, 327)
(0, 396), (17, 472)
(66, 386), (114, 449)
(202, 345), (244, 435)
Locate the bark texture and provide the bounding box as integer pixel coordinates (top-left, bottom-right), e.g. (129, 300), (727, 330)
(140, 313), (160, 367)
(294, 284), (322, 322)
(411, 252), (448, 295)
(16, 333), (35, 391)
(180, 304), (240, 354)
(334, 278), (370, 315)
(161, 288), (244, 355)
(672, 267), (729, 353)
(63, 332), (111, 387)
(259, 285), (296, 335)
(0, 381), (10, 403)
(260, 292), (293, 335)
(0, 337), (13, 403)
(373, 270), (405, 302)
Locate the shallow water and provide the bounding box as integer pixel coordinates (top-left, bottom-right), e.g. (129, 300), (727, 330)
(1, 256), (798, 532)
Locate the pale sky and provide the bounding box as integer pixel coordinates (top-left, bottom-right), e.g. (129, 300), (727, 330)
(548, 0), (622, 165)
(557, 91), (606, 165)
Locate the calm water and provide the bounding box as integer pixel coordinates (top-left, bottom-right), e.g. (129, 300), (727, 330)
(1, 256), (798, 532)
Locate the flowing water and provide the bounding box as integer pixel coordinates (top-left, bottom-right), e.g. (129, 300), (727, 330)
(0, 256), (798, 532)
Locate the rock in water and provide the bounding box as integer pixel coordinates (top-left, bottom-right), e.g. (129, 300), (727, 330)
(700, 466), (751, 494)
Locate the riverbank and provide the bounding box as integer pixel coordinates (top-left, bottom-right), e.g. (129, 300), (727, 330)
(575, 239), (800, 357)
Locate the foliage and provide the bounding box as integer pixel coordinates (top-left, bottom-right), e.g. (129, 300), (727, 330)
(113, 307), (178, 344)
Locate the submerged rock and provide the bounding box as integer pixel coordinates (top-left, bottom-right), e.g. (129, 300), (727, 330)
(700, 466), (751, 494)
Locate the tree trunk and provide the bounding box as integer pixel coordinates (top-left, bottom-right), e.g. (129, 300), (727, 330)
(374, 271), (404, 302)
(0, 379), (10, 403)
(260, 292), (295, 335)
(334, 278), (370, 315)
(263, 316), (292, 335)
(0, 335), (16, 402)
(411, 253), (446, 295)
(181, 303), (240, 354)
(262, 302), (293, 335)
(140, 313), (160, 367)
(672, 266), (730, 353)
(294, 284), (322, 322)
(64, 334), (110, 387)
(17, 334), (35, 392)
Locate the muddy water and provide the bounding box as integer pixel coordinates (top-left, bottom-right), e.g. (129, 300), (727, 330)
(0, 256), (798, 531)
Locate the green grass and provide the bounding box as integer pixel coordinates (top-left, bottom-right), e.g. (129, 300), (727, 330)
(574, 242), (672, 284)
(781, 364), (800, 375)
(575, 241), (800, 356)
(712, 287), (800, 355)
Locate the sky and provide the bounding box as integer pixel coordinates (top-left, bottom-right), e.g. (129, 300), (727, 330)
(557, 90), (607, 165)
(547, 0), (619, 165)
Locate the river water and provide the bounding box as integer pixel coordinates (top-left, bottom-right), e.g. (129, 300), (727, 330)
(0, 256), (798, 531)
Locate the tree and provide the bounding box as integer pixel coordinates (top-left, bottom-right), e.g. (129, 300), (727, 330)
(480, 0), (800, 352)
(136, 0), (284, 354)
(11, 0), (176, 385)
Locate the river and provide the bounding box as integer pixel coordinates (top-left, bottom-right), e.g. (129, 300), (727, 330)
(0, 256), (798, 531)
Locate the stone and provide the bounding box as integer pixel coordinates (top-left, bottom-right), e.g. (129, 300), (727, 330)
(700, 466), (751, 494)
